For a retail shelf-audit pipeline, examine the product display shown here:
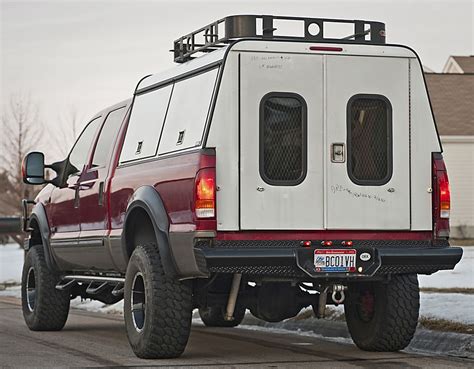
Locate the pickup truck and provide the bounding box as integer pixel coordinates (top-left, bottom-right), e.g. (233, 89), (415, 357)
(21, 15), (463, 359)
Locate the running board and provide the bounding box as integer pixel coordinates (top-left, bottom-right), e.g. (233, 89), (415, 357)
(56, 275), (125, 294)
(62, 275), (125, 283)
(55, 279), (77, 291)
(86, 281), (109, 295)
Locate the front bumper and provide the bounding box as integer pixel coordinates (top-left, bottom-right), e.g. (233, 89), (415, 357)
(196, 244), (463, 279)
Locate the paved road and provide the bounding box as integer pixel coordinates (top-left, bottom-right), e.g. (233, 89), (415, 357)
(0, 296), (471, 368)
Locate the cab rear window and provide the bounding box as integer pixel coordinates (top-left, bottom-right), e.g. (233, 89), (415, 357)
(92, 107), (126, 168)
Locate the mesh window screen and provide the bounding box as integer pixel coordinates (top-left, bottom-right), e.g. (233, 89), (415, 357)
(260, 94), (307, 185)
(348, 96), (392, 185)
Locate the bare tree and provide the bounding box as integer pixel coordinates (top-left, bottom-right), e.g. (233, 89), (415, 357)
(50, 107), (81, 159)
(0, 94), (43, 246)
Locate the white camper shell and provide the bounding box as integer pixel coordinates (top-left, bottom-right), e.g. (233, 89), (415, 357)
(136, 22), (441, 234)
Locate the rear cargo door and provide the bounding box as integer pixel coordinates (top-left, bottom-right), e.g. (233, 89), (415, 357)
(326, 56), (410, 229)
(240, 52), (324, 230)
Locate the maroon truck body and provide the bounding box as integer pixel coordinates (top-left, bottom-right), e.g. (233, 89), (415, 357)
(35, 102), (217, 274)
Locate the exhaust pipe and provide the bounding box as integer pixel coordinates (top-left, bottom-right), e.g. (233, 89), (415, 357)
(224, 273), (242, 321)
(317, 286), (329, 318)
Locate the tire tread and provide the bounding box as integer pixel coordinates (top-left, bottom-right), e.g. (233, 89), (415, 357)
(22, 246), (70, 331)
(125, 243), (192, 359)
(345, 274), (419, 352)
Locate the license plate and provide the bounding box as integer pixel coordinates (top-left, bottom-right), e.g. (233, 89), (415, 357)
(314, 249), (356, 272)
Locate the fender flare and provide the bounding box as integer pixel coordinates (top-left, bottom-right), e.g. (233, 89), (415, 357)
(27, 203), (58, 272)
(123, 186), (177, 277)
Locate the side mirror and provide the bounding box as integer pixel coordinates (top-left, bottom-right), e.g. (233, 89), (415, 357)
(22, 152), (46, 185)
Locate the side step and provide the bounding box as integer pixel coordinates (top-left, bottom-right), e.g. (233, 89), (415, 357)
(55, 275), (125, 297)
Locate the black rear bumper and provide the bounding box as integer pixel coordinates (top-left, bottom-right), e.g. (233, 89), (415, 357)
(197, 245), (463, 279)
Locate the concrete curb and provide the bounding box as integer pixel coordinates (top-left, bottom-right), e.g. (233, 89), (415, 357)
(241, 316), (474, 359)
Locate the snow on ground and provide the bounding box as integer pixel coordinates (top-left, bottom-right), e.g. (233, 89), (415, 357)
(238, 324), (354, 345)
(0, 285), (20, 297)
(1, 244), (472, 324)
(0, 285), (125, 314)
(0, 244), (23, 284)
(419, 246), (474, 288)
(70, 298), (123, 315)
(420, 292), (474, 324)
(1, 288), (472, 325)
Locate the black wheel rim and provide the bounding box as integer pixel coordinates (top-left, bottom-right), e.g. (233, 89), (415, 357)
(131, 273), (146, 332)
(26, 267), (36, 312)
(356, 288), (375, 322)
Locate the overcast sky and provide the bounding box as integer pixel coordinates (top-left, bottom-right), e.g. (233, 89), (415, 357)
(1, 0), (473, 160)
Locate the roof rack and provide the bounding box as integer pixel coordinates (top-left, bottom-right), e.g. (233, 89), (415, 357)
(173, 15), (386, 63)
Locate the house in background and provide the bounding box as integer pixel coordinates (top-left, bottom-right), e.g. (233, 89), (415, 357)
(425, 55), (474, 238)
(442, 55), (474, 74)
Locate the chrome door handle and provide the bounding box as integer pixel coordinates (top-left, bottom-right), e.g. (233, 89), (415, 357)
(331, 143), (345, 163)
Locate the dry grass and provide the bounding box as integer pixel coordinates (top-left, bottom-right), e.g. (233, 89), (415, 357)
(450, 239), (474, 246)
(420, 287), (474, 295)
(419, 317), (474, 335)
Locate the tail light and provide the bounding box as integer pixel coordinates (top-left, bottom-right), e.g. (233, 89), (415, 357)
(194, 168), (216, 219)
(432, 153), (450, 239)
(439, 173), (451, 219)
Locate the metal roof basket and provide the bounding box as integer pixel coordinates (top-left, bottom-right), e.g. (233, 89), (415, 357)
(173, 15), (386, 63)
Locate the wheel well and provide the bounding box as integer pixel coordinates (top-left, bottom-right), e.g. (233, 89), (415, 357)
(124, 207), (156, 259)
(28, 218), (43, 248)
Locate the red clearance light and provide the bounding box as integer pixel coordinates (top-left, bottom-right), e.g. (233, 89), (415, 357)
(322, 240), (333, 246)
(195, 168), (215, 219)
(309, 46), (343, 52)
(301, 240), (312, 247)
(342, 240), (353, 246)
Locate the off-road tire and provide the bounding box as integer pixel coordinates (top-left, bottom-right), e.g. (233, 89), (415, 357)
(199, 305), (246, 327)
(344, 274), (419, 352)
(124, 243), (193, 359)
(21, 245), (70, 331)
